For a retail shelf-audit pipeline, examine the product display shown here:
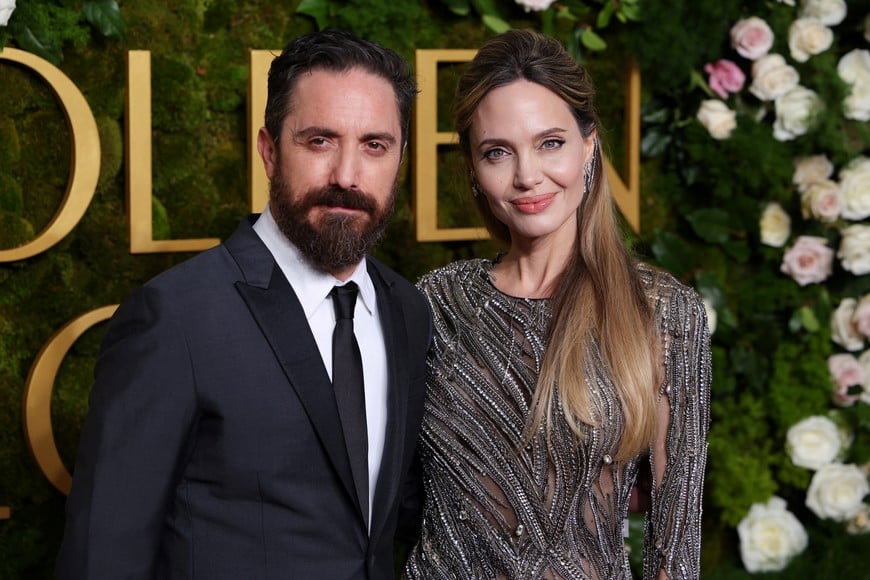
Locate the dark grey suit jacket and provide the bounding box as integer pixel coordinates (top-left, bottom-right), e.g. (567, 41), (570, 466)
(56, 216), (432, 579)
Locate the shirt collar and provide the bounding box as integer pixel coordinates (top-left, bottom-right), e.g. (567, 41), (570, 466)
(252, 205), (376, 320)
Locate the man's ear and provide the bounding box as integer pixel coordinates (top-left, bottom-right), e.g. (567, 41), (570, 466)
(257, 127), (277, 180)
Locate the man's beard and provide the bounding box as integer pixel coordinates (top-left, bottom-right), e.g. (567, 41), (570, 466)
(270, 168), (397, 274)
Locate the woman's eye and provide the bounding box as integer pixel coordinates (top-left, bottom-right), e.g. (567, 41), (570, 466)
(483, 148), (507, 161)
(541, 138), (564, 150)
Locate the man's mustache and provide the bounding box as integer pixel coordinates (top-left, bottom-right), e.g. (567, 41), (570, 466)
(304, 185), (377, 214)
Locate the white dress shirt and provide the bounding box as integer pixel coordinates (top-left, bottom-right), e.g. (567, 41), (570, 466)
(253, 206), (388, 527)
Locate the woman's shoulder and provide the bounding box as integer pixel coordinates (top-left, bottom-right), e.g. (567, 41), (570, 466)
(635, 261), (706, 321)
(417, 258), (490, 292)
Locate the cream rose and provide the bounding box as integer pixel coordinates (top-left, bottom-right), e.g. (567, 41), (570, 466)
(832, 298), (865, 351)
(696, 100), (737, 140)
(800, 0), (847, 26)
(731, 17), (775, 60)
(843, 80), (870, 122)
(838, 224), (870, 275)
(800, 179), (842, 222)
(773, 85), (823, 141)
(759, 202), (791, 247)
(838, 156), (870, 220)
(780, 235), (833, 286)
(737, 497), (808, 573)
(854, 295), (870, 339)
(750, 54), (801, 102)
(793, 154), (834, 191)
(515, 0), (555, 11)
(0, 0), (15, 27)
(786, 415), (843, 470)
(806, 463), (870, 521)
(788, 18), (833, 63)
(838, 49), (870, 86)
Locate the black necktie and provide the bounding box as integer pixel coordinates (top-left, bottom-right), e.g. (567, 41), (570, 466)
(330, 282), (369, 524)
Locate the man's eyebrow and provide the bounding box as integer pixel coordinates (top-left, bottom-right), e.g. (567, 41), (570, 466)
(292, 126), (340, 140)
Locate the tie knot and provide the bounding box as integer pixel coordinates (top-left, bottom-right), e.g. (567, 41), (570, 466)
(331, 282), (359, 320)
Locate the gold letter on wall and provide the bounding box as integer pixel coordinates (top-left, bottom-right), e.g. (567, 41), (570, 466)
(126, 51), (220, 253)
(23, 305), (119, 495)
(413, 50), (640, 241)
(248, 50), (273, 214)
(0, 48), (100, 262)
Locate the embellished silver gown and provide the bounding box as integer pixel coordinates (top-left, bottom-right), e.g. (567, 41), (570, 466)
(404, 259), (711, 580)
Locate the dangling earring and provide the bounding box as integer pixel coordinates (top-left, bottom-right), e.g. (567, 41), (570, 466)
(584, 140), (598, 194)
(470, 170), (482, 198)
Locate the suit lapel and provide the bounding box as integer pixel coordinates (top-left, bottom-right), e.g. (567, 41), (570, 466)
(225, 218), (362, 520)
(367, 261), (412, 544)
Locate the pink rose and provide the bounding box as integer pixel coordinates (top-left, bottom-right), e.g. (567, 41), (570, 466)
(705, 59), (747, 98)
(731, 17), (775, 60)
(828, 353), (866, 407)
(780, 236), (834, 286)
(854, 295), (870, 339)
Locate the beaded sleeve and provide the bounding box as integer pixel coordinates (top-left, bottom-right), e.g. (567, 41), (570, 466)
(642, 268), (712, 579)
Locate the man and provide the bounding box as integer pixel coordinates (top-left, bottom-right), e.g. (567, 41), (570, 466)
(57, 29), (431, 579)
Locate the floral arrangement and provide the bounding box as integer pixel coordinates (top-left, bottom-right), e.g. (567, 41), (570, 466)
(686, 0), (870, 574)
(0, 0), (124, 64)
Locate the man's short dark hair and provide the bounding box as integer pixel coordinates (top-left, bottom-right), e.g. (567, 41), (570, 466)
(264, 28), (417, 149)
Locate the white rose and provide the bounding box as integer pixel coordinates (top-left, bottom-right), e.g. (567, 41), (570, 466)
(788, 18), (833, 63)
(750, 54), (801, 101)
(696, 100), (737, 140)
(806, 463), (870, 521)
(0, 0), (15, 27)
(840, 156), (870, 220)
(515, 0), (555, 11)
(800, 179), (842, 222)
(799, 0), (847, 27)
(838, 49), (870, 85)
(760, 202), (791, 247)
(773, 85), (823, 141)
(793, 154), (834, 191)
(702, 298), (717, 335)
(832, 298), (865, 351)
(843, 79), (870, 122)
(737, 497), (808, 573)
(838, 224), (870, 275)
(786, 415), (843, 470)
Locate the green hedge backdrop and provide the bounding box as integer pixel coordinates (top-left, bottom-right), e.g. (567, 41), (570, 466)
(1, 0), (868, 578)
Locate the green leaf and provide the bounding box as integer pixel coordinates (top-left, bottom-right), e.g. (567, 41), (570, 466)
(596, 3), (614, 28)
(14, 26), (62, 64)
(800, 305), (820, 332)
(579, 28), (606, 51)
(481, 14), (511, 34)
(297, 0), (329, 29)
(685, 208), (731, 244)
(640, 127), (671, 157)
(650, 230), (693, 276)
(83, 0), (126, 39)
(695, 270), (725, 309)
(439, 0), (471, 16)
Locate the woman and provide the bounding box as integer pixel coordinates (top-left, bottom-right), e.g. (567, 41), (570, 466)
(404, 29), (711, 580)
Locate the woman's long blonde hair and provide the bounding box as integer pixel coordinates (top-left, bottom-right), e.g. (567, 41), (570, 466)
(454, 29), (659, 460)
